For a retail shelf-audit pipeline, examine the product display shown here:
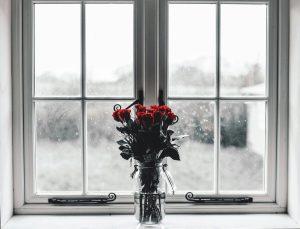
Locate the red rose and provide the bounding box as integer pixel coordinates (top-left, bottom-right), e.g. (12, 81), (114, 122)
(118, 109), (131, 122)
(136, 111), (146, 118)
(165, 112), (177, 125)
(135, 104), (146, 112)
(150, 105), (159, 111)
(140, 113), (154, 128)
(136, 111), (145, 125)
(112, 110), (121, 122)
(159, 105), (172, 115)
(146, 109), (154, 113)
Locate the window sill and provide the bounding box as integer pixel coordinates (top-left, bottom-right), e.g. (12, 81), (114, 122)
(3, 214), (299, 229)
(13, 202), (287, 214)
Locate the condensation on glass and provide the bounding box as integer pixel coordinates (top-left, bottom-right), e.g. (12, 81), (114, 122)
(87, 101), (133, 192)
(168, 4), (216, 97)
(33, 3), (135, 194)
(168, 101), (215, 191)
(35, 101), (82, 193)
(219, 102), (266, 192)
(168, 3), (268, 194)
(85, 4), (134, 97)
(34, 4), (81, 97)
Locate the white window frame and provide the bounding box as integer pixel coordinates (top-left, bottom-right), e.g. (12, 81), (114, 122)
(159, 0), (281, 204)
(12, 0), (289, 214)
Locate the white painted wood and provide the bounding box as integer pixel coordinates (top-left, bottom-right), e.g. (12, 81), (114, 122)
(144, 0), (159, 105)
(13, 202), (286, 214)
(0, 0), (13, 226)
(160, 0), (281, 204)
(22, 0), (35, 204)
(12, 0), (25, 210)
(276, 0), (289, 209)
(288, 0), (300, 225)
(13, 0), (289, 214)
(3, 214), (299, 229)
(21, 0), (143, 205)
(266, 0), (279, 203)
(135, 0), (145, 100)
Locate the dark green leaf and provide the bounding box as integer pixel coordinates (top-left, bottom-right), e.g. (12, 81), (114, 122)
(172, 134), (189, 141)
(119, 145), (129, 151)
(167, 130), (174, 136)
(117, 140), (127, 145)
(120, 152), (131, 160)
(159, 147), (180, 161)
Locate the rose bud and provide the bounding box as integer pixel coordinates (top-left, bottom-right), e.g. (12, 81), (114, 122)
(150, 105), (159, 111)
(136, 111), (146, 118)
(135, 104), (146, 112)
(141, 113), (154, 128)
(159, 105), (172, 115)
(118, 109), (131, 122)
(165, 112), (177, 125)
(112, 110), (121, 122)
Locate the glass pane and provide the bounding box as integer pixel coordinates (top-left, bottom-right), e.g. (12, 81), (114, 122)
(168, 4), (216, 97)
(35, 101), (82, 192)
(87, 101), (133, 191)
(168, 101), (215, 191)
(86, 4), (134, 97)
(220, 4), (267, 96)
(34, 4), (81, 97)
(220, 101), (266, 192)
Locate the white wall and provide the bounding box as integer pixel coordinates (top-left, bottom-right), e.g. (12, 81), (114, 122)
(289, 0), (300, 224)
(0, 0), (13, 226)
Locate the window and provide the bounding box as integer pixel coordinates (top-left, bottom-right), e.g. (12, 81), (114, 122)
(15, 0), (287, 213)
(24, 1), (138, 201)
(167, 3), (270, 196)
(160, 0), (279, 204)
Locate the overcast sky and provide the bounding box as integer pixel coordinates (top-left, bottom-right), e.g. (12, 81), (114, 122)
(34, 3), (267, 82)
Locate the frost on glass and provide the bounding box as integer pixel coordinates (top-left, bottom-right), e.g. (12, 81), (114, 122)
(34, 4), (81, 97)
(35, 101), (82, 192)
(168, 101), (215, 191)
(220, 4), (267, 96)
(168, 4), (216, 97)
(86, 4), (134, 97)
(220, 102), (266, 191)
(87, 102), (133, 191)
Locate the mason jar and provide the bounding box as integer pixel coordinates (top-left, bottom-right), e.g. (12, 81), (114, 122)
(133, 163), (166, 225)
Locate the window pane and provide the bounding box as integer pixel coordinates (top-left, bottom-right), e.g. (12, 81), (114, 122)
(220, 4), (267, 96)
(86, 4), (134, 97)
(35, 101), (82, 193)
(34, 4), (81, 97)
(220, 101), (266, 192)
(168, 101), (215, 191)
(168, 4), (216, 97)
(87, 101), (133, 191)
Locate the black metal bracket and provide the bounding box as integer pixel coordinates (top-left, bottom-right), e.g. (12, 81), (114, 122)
(185, 192), (253, 205)
(48, 193), (116, 205)
(114, 90), (143, 111)
(158, 90), (165, 106)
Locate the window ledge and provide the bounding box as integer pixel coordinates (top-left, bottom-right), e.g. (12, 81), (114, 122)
(3, 214), (299, 229)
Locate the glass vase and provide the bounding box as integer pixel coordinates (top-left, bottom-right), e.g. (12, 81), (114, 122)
(133, 163), (166, 225)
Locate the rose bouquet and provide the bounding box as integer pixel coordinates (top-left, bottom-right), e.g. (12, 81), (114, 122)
(112, 104), (185, 224)
(112, 104), (182, 166)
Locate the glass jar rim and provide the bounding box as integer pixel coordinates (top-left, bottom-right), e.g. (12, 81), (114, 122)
(137, 162), (163, 169)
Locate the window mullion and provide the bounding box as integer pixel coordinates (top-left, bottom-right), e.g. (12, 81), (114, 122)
(158, 0), (168, 105)
(81, 0), (87, 195)
(214, 0), (221, 195)
(135, 0), (145, 102)
(144, 0), (159, 105)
